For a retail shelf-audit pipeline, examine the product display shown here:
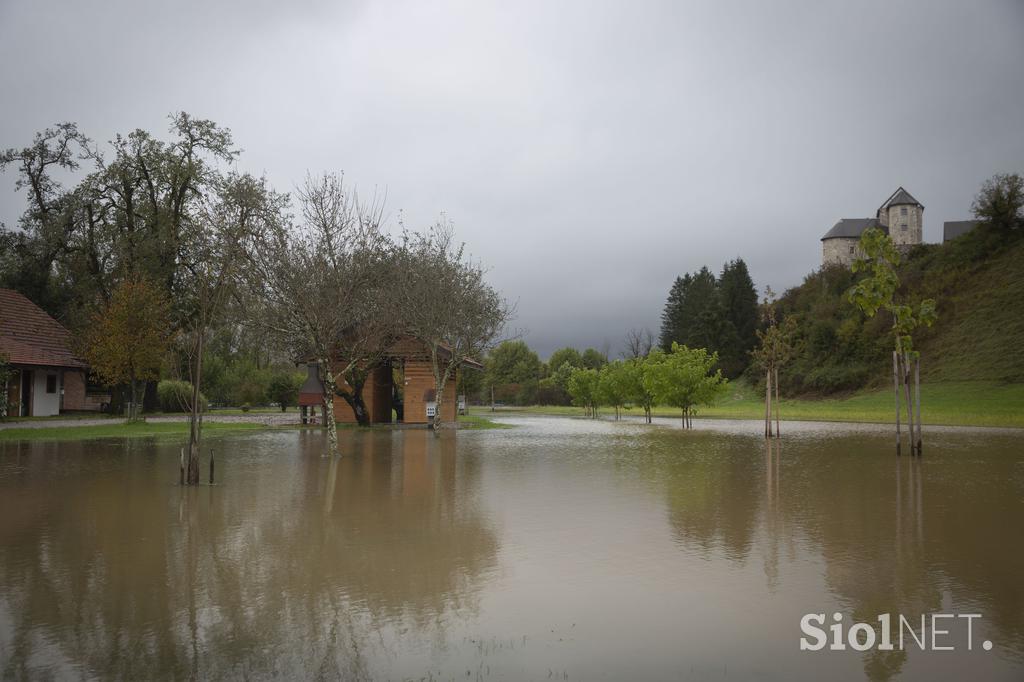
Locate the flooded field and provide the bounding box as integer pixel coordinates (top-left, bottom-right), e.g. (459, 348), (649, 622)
(1, 416), (1022, 680)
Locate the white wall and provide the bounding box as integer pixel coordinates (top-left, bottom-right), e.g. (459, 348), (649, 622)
(32, 370), (61, 417)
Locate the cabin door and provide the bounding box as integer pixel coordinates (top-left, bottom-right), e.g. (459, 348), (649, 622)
(20, 370), (32, 417)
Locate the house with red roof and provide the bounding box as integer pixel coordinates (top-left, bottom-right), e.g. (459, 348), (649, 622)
(1, 288), (107, 416)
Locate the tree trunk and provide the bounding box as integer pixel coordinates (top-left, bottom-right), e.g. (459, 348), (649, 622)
(187, 332), (205, 485)
(774, 366), (781, 439)
(490, 385), (495, 412)
(914, 357), (922, 455)
(321, 360), (339, 455)
(128, 377), (137, 422)
(764, 368), (772, 438)
(893, 352), (901, 455)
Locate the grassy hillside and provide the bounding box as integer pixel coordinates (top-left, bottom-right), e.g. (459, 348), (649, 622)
(509, 380), (1024, 428)
(774, 230), (1024, 394)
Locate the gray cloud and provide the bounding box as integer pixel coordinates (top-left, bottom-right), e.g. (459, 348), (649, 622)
(2, 0), (1022, 357)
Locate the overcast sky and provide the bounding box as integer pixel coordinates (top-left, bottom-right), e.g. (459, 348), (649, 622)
(1, 0), (1022, 358)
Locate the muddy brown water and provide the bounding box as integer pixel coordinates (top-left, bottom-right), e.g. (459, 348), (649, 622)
(1, 416), (1021, 680)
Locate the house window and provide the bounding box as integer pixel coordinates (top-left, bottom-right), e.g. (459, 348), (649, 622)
(849, 244), (855, 255)
(901, 224), (908, 232)
(901, 207), (908, 216)
(46, 375), (57, 394)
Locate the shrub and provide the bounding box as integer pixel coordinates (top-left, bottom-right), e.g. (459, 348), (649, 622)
(157, 380), (207, 413)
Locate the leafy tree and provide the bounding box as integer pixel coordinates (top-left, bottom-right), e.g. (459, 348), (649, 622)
(581, 347), (607, 370)
(84, 277), (171, 421)
(972, 172), (1023, 241)
(567, 367), (601, 417)
(624, 351), (660, 423)
(643, 343), (727, 428)
(267, 370), (304, 412)
(485, 340), (541, 405)
(847, 227), (937, 455)
(546, 347), (583, 375)
(597, 360), (631, 420)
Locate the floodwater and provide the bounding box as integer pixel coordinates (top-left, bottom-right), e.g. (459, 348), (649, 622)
(0, 416), (1022, 681)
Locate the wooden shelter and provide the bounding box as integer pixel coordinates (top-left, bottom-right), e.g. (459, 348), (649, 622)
(297, 336), (482, 426)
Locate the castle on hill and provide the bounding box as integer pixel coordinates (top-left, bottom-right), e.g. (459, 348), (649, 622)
(820, 186), (978, 267)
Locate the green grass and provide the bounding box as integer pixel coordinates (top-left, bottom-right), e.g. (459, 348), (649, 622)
(507, 381), (1024, 428)
(0, 421), (267, 442)
(457, 413), (514, 430)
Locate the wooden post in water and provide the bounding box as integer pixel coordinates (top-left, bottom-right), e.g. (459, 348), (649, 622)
(902, 351), (915, 458)
(893, 352), (901, 455)
(914, 357), (922, 456)
(773, 366), (781, 439)
(209, 449), (215, 484)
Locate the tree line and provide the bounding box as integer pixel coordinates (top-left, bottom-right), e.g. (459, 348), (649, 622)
(658, 258), (759, 379)
(0, 116), (511, 479)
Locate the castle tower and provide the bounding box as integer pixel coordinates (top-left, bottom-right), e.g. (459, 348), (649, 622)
(876, 187), (924, 248)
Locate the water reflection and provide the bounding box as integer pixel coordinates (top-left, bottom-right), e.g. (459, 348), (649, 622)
(1, 418), (1022, 680)
(0, 430), (497, 679)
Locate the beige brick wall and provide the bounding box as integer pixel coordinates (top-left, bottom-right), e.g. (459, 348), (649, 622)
(62, 370), (86, 411)
(822, 238), (860, 267)
(888, 204), (923, 247)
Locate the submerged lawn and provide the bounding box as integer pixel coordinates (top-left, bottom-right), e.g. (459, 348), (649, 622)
(510, 381), (1024, 429)
(0, 421), (267, 442)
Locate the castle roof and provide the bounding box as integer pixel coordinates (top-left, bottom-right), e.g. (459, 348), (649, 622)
(878, 186), (923, 212)
(943, 220), (978, 242)
(821, 218), (887, 241)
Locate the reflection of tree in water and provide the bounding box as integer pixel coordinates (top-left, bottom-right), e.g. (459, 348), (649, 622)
(0, 429), (498, 679)
(654, 431), (760, 564)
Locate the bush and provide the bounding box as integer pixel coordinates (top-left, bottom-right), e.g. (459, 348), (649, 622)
(157, 380), (207, 413)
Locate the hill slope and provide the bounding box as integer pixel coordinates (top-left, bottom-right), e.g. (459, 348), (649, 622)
(774, 231), (1024, 394)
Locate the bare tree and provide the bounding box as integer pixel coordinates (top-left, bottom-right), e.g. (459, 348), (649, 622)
(244, 173), (388, 453)
(397, 222), (512, 430)
(178, 173), (280, 483)
(622, 327), (654, 359)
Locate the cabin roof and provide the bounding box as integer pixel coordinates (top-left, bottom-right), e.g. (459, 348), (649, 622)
(0, 288), (87, 369)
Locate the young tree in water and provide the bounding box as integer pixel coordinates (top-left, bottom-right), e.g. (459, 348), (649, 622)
(624, 349), (660, 423)
(750, 287), (798, 438)
(597, 360), (631, 420)
(847, 227), (937, 455)
(643, 343), (727, 429)
(84, 277), (171, 421)
(567, 366), (601, 418)
(179, 173), (281, 483)
(397, 222), (511, 430)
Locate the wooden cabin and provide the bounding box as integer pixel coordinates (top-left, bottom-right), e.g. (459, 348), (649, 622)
(0, 288), (108, 416)
(298, 337), (482, 426)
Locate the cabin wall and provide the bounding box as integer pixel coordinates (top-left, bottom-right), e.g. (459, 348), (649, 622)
(402, 360), (457, 424)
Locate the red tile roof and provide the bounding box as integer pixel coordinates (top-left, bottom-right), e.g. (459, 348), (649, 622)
(0, 288), (87, 368)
